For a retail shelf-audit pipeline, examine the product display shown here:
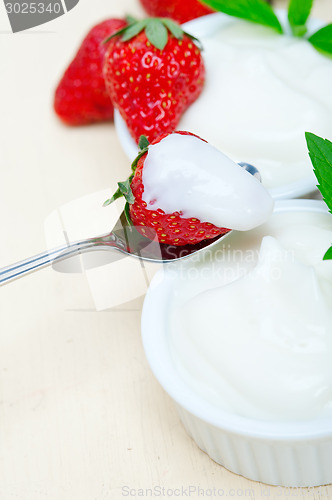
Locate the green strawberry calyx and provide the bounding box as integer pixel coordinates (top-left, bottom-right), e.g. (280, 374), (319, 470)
(103, 135), (150, 208)
(103, 17), (203, 51)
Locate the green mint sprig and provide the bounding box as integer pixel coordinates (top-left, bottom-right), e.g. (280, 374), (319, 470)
(200, 0), (332, 56)
(305, 132), (332, 260)
(199, 0), (283, 34)
(288, 0), (313, 37)
(308, 24), (332, 55)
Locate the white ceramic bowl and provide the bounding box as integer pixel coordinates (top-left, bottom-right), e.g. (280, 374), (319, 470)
(141, 199), (332, 487)
(114, 11), (327, 200)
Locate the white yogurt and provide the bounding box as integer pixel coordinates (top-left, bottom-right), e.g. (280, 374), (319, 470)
(142, 134), (274, 230)
(169, 208), (332, 421)
(179, 20), (332, 189)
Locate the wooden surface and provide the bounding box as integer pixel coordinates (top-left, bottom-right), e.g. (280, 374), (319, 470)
(0, 1), (331, 499)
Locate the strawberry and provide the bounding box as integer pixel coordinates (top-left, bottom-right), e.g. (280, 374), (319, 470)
(103, 18), (205, 143)
(139, 0), (214, 24)
(54, 18), (127, 126)
(104, 132), (230, 246)
(139, 0), (273, 24)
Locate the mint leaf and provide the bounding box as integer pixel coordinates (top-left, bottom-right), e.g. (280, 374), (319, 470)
(200, 0), (283, 33)
(306, 132), (332, 261)
(305, 132), (332, 212)
(323, 246), (332, 261)
(308, 24), (332, 55)
(145, 18), (168, 50)
(288, 0), (313, 37)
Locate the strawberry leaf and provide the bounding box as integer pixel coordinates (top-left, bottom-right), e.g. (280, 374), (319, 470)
(145, 18), (168, 50)
(103, 17), (203, 52)
(162, 19), (203, 49)
(103, 24), (130, 44)
(199, 0), (283, 33)
(103, 175), (135, 207)
(138, 135), (150, 150)
(125, 15), (137, 25)
(162, 18), (184, 39)
(118, 179), (135, 204)
(308, 24), (332, 55)
(103, 132), (151, 210)
(131, 148), (148, 171)
(124, 202), (133, 225)
(121, 19), (148, 42)
(288, 0), (313, 37)
(103, 187), (123, 207)
(323, 246), (332, 261)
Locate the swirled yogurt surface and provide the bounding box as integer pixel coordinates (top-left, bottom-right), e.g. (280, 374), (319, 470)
(179, 20), (332, 189)
(142, 134), (274, 230)
(168, 208), (332, 420)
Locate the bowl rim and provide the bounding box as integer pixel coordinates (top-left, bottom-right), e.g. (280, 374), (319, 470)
(141, 199), (332, 441)
(114, 10), (326, 201)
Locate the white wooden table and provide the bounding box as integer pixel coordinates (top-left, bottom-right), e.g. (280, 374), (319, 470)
(0, 0), (331, 498)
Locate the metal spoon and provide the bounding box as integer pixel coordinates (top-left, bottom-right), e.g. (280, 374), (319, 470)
(0, 163), (260, 286)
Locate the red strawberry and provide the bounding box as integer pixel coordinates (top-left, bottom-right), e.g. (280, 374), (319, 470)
(139, 0), (273, 24)
(54, 18), (127, 126)
(139, 0), (214, 24)
(103, 18), (205, 143)
(104, 132), (230, 246)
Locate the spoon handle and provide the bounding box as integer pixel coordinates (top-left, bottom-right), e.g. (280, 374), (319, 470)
(0, 239), (103, 286)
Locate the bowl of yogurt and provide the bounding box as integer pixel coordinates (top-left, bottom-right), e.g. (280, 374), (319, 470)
(115, 11), (332, 199)
(141, 199), (332, 486)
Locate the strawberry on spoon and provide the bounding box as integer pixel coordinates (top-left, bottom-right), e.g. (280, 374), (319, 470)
(103, 18), (205, 143)
(104, 132), (274, 246)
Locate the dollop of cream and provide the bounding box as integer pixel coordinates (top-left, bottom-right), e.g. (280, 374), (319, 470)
(142, 134), (273, 230)
(170, 232), (332, 421)
(179, 21), (332, 189)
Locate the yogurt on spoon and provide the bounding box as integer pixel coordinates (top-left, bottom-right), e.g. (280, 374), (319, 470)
(141, 133), (274, 231)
